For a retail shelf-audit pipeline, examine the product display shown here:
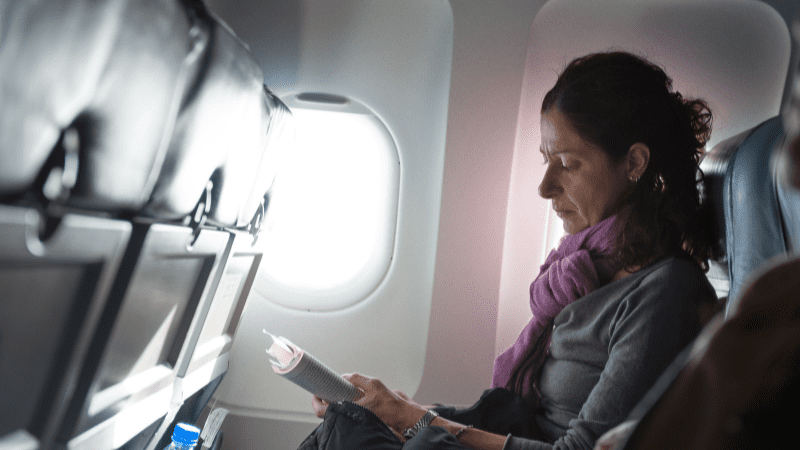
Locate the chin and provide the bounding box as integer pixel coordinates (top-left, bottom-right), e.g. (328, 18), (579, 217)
(563, 222), (587, 235)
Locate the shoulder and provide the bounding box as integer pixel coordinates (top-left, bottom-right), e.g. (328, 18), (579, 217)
(628, 255), (714, 297)
(593, 257), (716, 361)
(609, 256), (716, 330)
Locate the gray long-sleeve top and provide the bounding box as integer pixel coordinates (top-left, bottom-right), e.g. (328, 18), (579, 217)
(503, 256), (716, 450)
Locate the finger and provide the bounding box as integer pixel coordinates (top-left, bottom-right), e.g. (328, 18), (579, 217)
(342, 372), (363, 383)
(344, 373), (371, 390)
(340, 375), (366, 400)
(311, 395), (328, 418)
(350, 372), (388, 392)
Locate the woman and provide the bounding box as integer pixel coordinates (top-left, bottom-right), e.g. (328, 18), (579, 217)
(302, 51), (717, 450)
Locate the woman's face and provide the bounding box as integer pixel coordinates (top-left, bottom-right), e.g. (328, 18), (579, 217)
(538, 109), (631, 235)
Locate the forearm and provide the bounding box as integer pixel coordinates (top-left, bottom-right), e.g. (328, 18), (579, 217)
(429, 416), (508, 450)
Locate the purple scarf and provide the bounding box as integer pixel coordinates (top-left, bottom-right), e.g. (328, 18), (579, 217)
(491, 208), (629, 398)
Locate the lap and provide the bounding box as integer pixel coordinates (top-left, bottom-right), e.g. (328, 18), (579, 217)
(298, 388), (540, 450)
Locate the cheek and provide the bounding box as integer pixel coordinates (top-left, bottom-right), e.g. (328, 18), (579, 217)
(565, 178), (597, 213)
(566, 173), (619, 224)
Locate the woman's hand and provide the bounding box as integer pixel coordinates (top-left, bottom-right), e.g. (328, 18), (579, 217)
(311, 394), (331, 419)
(346, 373), (428, 435)
(391, 389), (436, 411)
(310, 373), (428, 440)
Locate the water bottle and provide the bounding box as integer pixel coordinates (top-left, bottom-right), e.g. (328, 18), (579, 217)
(167, 423), (201, 450)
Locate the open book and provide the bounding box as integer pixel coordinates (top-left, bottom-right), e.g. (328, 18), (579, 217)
(264, 330), (360, 402)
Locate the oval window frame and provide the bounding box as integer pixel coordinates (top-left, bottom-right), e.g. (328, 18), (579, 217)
(254, 93), (401, 312)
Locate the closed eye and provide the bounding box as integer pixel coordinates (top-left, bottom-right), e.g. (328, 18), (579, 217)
(560, 156), (578, 172)
(541, 151), (577, 172)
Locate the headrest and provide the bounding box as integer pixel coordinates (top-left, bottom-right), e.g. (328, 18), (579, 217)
(0, 0), (193, 210)
(0, 0), (294, 233)
(142, 3), (294, 229)
(701, 116), (792, 316)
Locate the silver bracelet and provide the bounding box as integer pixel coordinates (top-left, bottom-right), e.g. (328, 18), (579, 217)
(402, 409), (439, 439)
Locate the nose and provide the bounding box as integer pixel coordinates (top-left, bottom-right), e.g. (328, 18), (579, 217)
(538, 163), (560, 199)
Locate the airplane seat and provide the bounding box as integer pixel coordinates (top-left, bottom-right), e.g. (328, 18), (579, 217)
(141, 0), (293, 233)
(0, 0), (193, 212)
(106, 3), (293, 450)
(699, 115), (792, 316)
(0, 0), (193, 448)
(56, 1), (293, 448)
(0, 1), (293, 449)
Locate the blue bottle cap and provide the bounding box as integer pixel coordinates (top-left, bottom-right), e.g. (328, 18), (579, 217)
(172, 423), (201, 446)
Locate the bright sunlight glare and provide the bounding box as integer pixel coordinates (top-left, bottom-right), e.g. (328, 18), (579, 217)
(256, 106), (399, 311)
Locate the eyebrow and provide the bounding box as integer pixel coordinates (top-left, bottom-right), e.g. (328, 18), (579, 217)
(539, 147), (580, 157)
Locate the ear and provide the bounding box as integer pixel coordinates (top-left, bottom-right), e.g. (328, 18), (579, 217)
(626, 142), (650, 181)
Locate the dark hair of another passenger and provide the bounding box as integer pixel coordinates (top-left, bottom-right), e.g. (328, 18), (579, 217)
(507, 51), (714, 397)
(543, 51), (713, 274)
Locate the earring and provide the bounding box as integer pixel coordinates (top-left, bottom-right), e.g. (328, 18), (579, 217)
(630, 176), (639, 183)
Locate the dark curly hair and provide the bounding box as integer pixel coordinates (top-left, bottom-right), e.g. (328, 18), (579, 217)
(506, 51), (714, 396)
(542, 51), (713, 273)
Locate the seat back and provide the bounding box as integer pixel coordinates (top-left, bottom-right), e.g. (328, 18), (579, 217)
(52, 2), (292, 448)
(0, 1), (293, 449)
(0, 0), (192, 210)
(0, 1), (195, 447)
(0, 209), (131, 447)
(142, 4), (294, 230)
(699, 115), (797, 315)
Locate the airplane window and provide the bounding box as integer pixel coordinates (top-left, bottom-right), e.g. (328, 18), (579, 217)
(542, 208), (566, 259)
(254, 96), (400, 311)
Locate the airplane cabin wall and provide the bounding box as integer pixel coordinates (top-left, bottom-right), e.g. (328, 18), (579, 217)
(413, 0), (547, 406)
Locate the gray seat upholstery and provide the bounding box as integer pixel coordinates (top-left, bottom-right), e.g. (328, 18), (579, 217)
(0, 1), (293, 449)
(0, 0), (293, 230)
(0, 0), (193, 210)
(142, 3), (294, 230)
